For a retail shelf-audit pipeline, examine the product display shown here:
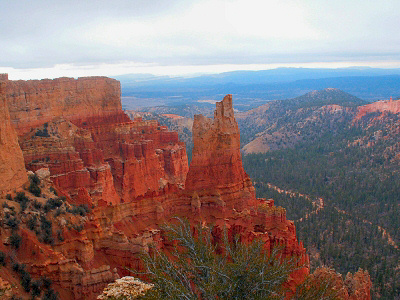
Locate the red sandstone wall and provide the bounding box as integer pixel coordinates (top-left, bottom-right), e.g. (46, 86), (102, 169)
(6, 76), (122, 135)
(1, 74), (346, 298)
(0, 74), (28, 194)
(354, 98), (400, 121)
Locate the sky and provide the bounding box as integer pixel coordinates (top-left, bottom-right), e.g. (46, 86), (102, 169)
(1, 0), (400, 80)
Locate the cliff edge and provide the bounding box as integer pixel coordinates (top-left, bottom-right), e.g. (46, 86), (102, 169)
(0, 74), (28, 194)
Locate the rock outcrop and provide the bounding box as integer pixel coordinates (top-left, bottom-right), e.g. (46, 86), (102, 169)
(0, 74), (28, 194)
(18, 118), (120, 206)
(0, 75), (371, 299)
(6, 76), (122, 135)
(354, 97), (400, 122)
(186, 94), (256, 210)
(304, 267), (372, 300)
(4, 74), (189, 205)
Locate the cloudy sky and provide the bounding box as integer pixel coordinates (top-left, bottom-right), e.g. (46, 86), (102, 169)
(1, 0), (399, 80)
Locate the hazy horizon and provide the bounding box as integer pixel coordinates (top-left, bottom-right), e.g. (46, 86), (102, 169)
(1, 0), (399, 80)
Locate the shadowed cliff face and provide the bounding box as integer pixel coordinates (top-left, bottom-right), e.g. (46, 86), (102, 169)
(0, 74), (27, 194)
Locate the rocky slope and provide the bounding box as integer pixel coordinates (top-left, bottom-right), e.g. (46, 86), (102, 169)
(354, 96), (400, 121)
(237, 88), (365, 154)
(0, 76), (370, 299)
(239, 92), (400, 298)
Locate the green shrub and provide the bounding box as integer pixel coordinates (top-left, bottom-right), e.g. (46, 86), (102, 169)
(28, 183), (41, 197)
(10, 232), (22, 249)
(27, 216), (37, 231)
(33, 200), (43, 210)
(19, 197), (30, 212)
(141, 218), (301, 299)
(68, 204), (90, 216)
(40, 216), (53, 245)
(28, 174), (41, 197)
(6, 194), (12, 200)
(20, 271), (31, 292)
(72, 224), (84, 232)
(35, 127), (50, 137)
(44, 198), (63, 212)
(0, 251), (6, 266)
(41, 277), (52, 290)
(31, 280), (41, 297)
(57, 230), (64, 242)
(30, 174), (40, 186)
(5, 216), (19, 230)
(12, 262), (21, 273)
(15, 192), (28, 202)
(14, 191), (30, 211)
(42, 288), (58, 300)
(11, 262), (35, 295)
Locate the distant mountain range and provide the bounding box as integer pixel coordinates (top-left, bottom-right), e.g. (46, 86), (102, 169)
(115, 67), (400, 110)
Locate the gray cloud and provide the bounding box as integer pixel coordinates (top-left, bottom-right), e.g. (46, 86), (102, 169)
(1, 0), (399, 71)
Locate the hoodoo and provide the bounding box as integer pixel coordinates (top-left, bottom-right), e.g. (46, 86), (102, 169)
(186, 94), (257, 210)
(0, 75), (371, 299)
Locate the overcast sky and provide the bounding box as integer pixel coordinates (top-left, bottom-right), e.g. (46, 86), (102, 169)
(1, 0), (400, 80)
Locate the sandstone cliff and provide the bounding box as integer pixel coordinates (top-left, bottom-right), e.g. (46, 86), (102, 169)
(354, 97), (400, 122)
(0, 74), (28, 194)
(6, 76), (122, 135)
(186, 94), (256, 210)
(0, 76), (371, 299)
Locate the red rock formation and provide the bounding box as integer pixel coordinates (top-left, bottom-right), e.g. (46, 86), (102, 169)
(303, 267), (372, 300)
(6, 76), (122, 135)
(84, 118), (188, 199)
(4, 73), (189, 204)
(0, 74), (370, 299)
(18, 118), (120, 206)
(186, 94), (257, 211)
(0, 74), (28, 195)
(354, 98), (400, 121)
(14, 229), (119, 300)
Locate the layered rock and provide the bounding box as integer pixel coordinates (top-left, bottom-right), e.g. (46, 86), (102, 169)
(186, 94), (256, 210)
(18, 118), (120, 206)
(354, 97), (400, 122)
(84, 117), (188, 200)
(0, 74), (371, 299)
(304, 267), (372, 300)
(0, 74), (28, 194)
(3, 74), (189, 204)
(6, 76), (122, 135)
(15, 229), (119, 300)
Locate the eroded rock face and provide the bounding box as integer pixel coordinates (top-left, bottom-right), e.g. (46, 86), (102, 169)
(354, 98), (400, 122)
(0, 74), (28, 194)
(304, 267), (372, 300)
(186, 94), (256, 210)
(6, 76), (122, 135)
(6, 74), (189, 205)
(0, 76), (370, 299)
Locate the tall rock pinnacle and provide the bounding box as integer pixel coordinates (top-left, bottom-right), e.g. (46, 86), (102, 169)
(185, 94), (256, 210)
